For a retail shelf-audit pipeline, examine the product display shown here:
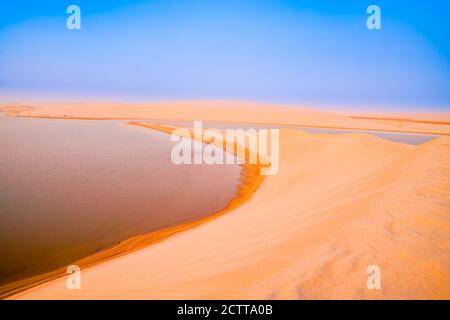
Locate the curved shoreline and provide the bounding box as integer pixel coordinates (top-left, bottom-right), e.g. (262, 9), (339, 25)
(0, 120), (266, 299)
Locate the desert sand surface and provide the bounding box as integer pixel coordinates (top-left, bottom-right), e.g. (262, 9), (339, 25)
(2, 101), (449, 299)
(1, 101), (449, 135)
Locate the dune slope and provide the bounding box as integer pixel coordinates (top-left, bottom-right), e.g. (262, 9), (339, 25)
(11, 128), (450, 299)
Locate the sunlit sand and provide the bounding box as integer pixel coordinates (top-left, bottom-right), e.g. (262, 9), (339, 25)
(1, 101), (449, 299)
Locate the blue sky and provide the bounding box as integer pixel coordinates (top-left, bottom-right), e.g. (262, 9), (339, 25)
(0, 0), (449, 111)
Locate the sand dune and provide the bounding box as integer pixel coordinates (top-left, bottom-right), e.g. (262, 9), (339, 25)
(1, 101), (449, 135)
(8, 104), (449, 299)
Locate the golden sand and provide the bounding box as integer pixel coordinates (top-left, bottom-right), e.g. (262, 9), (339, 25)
(1, 102), (449, 299)
(1, 102), (449, 135)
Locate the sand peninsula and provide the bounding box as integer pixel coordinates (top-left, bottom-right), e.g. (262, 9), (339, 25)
(1, 101), (449, 299)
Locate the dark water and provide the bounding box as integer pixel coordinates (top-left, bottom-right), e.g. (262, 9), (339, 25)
(0, 116), (241, 286)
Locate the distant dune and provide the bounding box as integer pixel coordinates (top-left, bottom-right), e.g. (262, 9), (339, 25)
(2, 101), (449, 299)
(1, 101), (449, 135)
